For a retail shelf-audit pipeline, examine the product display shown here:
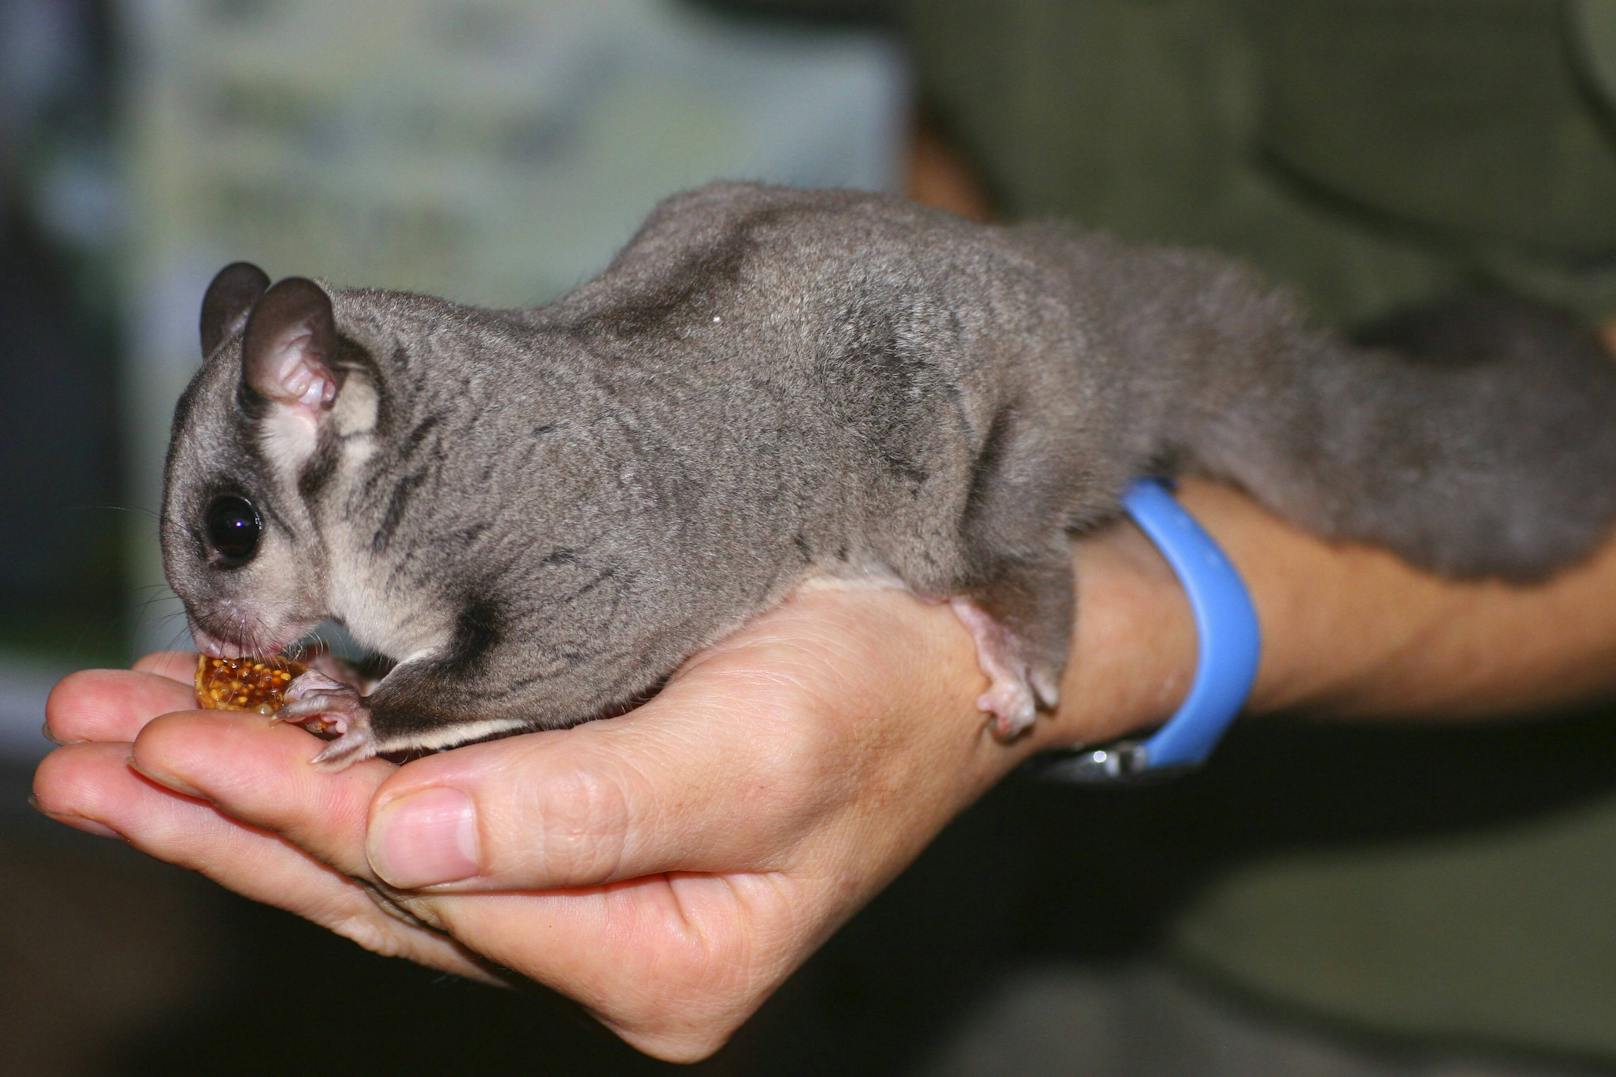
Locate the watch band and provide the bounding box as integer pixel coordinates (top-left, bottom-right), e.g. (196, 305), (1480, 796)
(1036, 477), (1261, 783)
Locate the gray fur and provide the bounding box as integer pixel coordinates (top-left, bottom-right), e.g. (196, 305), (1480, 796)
(161, 182), (1616, 762)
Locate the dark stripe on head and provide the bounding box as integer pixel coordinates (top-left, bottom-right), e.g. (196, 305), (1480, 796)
(402, 414), (441, 459)
(234, 378), (271, 421)
(297, 428), (341, 502)
(335, 334), (382, 380)
(371, 468), (426, 553)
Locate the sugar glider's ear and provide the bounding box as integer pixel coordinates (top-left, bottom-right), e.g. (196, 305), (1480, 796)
(200, 262), (271, 357)
(241, 277), (340, 415)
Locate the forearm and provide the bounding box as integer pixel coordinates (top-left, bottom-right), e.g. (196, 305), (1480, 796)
(1028, 477), (1616, 758)
(1196, 478), (1616, 720)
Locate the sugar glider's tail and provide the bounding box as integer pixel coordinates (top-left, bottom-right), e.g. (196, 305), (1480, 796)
(1179, 287), (1616, 580)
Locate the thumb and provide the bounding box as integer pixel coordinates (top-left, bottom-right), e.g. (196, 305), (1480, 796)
(364, 678), (825, 891)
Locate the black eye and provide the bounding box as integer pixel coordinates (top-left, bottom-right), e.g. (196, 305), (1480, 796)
(204, 495), (262, 565)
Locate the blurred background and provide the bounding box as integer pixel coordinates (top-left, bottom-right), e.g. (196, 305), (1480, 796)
(0, 0), (907, 748)
(7, 1), (1616, 1074)
(3, 1), (912, 1071)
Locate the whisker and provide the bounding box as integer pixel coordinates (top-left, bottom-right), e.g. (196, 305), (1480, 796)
(163, 623), (193, 653)
(69, 503), (162, 521)
(133, 594), (182, 619)
(141, 609), (187, 633)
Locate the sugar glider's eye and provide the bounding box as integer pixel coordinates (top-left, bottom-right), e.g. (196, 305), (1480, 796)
(204, 494), (262, 565)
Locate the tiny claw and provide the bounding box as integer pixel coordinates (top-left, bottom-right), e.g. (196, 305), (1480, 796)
(310, 720), (380, 771)
(1029, 668), (1061, 711)
(275, 691), (358, 725)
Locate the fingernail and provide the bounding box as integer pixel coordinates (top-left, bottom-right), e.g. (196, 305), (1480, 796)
(28, 796), (122, 839)
(369, 787), (480, 888)
(126, 756), (205, 799)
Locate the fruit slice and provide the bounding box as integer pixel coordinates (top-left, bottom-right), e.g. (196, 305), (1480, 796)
(194, 654), (308, 715)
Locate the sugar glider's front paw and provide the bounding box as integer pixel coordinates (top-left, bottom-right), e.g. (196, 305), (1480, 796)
(275, 673), (380, 770)
(949, 598), (1062, 741)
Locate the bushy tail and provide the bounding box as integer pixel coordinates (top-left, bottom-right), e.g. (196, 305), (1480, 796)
(1186, 292), (1616, 580)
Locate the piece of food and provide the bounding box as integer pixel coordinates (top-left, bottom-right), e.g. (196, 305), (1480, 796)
(194, 654), (307, 715)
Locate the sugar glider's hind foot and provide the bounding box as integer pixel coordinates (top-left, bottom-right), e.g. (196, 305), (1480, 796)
(950, 594), (1065, 742)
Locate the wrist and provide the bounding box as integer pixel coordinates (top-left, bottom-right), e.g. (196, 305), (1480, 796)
(1166, 479), (1399, 716)
(1024, 517), (1199, 757)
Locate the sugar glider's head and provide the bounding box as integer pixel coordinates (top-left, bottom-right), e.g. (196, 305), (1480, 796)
(161, 262), (349, 657)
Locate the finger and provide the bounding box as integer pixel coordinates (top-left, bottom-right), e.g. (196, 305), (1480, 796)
(133, 651), (200, 683)
(32, 741), (490, 981)
(46, 668), (196, 744)
(127, 708), (394, 880)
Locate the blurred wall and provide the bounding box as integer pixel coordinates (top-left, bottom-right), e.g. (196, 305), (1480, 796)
(0, 0), (907, 759)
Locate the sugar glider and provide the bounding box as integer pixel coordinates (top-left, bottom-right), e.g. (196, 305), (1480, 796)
(160, 182), (1616, 768)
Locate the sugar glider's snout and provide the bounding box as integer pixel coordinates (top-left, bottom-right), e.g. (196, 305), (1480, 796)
(165, 476), (302, 658)
(162, 261), (337, 663)
(190, 621), (259, 660)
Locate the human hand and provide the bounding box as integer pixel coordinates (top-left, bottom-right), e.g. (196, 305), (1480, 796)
(33, 544), (1190, 1061)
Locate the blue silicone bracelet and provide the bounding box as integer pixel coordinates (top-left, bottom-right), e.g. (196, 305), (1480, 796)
(1038, 477), (1261, 782)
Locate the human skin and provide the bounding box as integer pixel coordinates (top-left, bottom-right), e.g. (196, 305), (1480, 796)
(33, 478), (1616, 1061)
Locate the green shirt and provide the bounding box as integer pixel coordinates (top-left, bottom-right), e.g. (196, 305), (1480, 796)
(892, 0), (1616, 1059)
(901, 0), (1616, 327)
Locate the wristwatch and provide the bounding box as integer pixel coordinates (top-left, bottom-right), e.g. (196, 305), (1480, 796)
(1035, 478), (1261, 783)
